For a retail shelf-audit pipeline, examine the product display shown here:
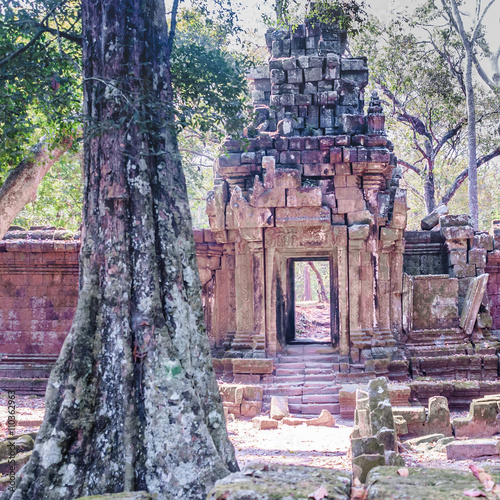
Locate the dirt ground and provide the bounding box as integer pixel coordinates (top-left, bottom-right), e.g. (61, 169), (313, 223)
(2, 394), (498, 475)
(295, 301), (331, 342)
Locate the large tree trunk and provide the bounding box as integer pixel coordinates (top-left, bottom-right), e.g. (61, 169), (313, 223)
(3, 1), (237, 499)
(0, 139), (71, 241)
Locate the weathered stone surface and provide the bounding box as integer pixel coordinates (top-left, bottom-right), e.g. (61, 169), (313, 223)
(393, 415), (408, 435)
(75, 495), (152, 500)
(275, 206), (331, 226)
(439, 214), (471, 228)
(392, 406), (426, 424)
(405, 434), (445, 446)
(252, 416), (279, 430)
(453, 396), (500, 438)
(421, 205), (448, 230)
(282, 409), (336, 427)
(425, 396), (452, 437)
(249, 177), (286, 208)
(385, 450), (405, 467)
(232, 359), (274, 374)
(368, 377), (394, 432)
(286, 187), (322, 207)
(352, 454), (385, 483)
(270, 396), (289, 420)
(411, 275), (459, 330)
(351, 437), (385, 458)
(459, 274), (489, 335)
(446, 439), (500, 460)
(209, 463), (352, 500)
(365, 467), (491, 500)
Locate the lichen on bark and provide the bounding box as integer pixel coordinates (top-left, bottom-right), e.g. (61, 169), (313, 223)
(1, 0), (237, 499)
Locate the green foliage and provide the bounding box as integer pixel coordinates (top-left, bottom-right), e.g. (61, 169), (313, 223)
(0, 3), (252, 230)
(13, 152), (83, 230)
(0, 0), (82, 175)
(171, 8), (251, 139)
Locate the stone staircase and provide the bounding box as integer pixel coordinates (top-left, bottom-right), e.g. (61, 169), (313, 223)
(262, 343), (342, 417)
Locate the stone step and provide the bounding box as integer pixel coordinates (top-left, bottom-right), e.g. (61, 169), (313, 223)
(300, 403), (340, 415)
(304, 374), (336, 383)
(302, 394), (340, 404)
(263, 386), (304, 397)
(302, 361), (336, 369)
(302, 385), (341, 395)
(279, 355), (338, 364)
(275, 368), (304, 377)
(304, 367), (335, 376)
(274, 362), (306, 370)
(274, 375), (305, 384)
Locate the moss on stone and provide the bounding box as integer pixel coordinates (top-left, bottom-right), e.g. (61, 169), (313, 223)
(208, 463), (351, 500)
(74, 494), (153, 500)
(365, 466), (490, 499)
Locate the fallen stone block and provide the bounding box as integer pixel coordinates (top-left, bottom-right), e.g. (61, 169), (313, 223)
(393, 415), (408, 436)
(453, 396), (500, 438)
(446, 439), (500, 460)
(405, 434), (445, 447)
(352, 454), (385, 483)
(351, 437), (384, 458)
(208, 463), (351, 500)
(252, 416), (279, 430)
(270, 396), (289, 420)
(241, 401), (262, 418)
(282, 409), (336, 427)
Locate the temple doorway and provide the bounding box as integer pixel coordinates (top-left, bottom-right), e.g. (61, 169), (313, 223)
(286, 258), (334, 344)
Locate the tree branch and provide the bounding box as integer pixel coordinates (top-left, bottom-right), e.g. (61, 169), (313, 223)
(0, 137), (73, 241)
(398, 159), (422, 175)
(0, 1), (68, 68)
(440, 145), (500, 205)
(167, 0), (180, 60)
(473, 52), (498, 91)
(434, 118), (466, 155)
(33, 25), (82, 45)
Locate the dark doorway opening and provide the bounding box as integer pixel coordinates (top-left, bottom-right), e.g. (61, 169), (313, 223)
(286, 258), (334, 344)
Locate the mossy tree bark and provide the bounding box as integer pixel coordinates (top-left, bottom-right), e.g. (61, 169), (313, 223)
(3, 0), (238, 499)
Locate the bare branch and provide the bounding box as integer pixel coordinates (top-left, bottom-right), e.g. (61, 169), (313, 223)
(398, 158), (423, 175)
(440, 145), (500, 205)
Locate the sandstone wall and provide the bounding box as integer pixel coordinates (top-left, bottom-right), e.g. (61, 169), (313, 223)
(0, 231), (79, 357)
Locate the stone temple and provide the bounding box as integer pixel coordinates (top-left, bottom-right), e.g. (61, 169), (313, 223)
(1, 17), (500, 414)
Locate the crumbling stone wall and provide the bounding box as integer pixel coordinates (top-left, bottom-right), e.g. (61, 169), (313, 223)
(0, 229), (79, 358)
(207, 18), (407, 365)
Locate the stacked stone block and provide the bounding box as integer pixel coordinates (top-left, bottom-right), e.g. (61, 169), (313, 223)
(351, 377), (404, 483)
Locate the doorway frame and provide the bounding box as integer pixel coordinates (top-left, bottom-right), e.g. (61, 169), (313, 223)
(286, 256), (339, 345)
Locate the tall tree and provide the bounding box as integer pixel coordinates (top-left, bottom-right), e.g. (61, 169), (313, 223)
(3, 0), (237, 498)
(353, 8), (500, 223)
(440, 0), (497, 230)
(0, 2), (250, 236)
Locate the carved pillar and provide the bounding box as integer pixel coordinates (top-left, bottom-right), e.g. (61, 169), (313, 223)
(248, 239), (266, 352)
(232, 238), (255, 350)
(390, 239), (405, 339)
(348, 224), (371, 361)
(336, 226), (350, 356)
(214, 243), (236, 348)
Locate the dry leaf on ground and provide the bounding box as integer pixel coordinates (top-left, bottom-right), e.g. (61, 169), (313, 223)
(308, 486), (328, 500)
